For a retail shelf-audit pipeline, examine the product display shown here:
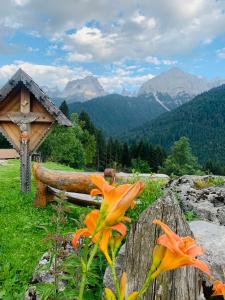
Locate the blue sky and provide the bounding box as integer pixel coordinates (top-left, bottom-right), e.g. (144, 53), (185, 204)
(1, 0), (225, 93)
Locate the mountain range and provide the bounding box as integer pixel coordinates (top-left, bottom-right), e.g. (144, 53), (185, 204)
(64, 68), (225, 136)
(68, 93), (166, 136)
(128, 84), (225, 164)
(43, 75), (106, 103)
(47, 67), (225, 111)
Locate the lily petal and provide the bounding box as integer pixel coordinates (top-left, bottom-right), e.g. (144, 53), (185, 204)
(105, 288), (116, 300)
(72, 228), (91, 249)
(127, 292), (139, 300)
(120, 272), (126, 300)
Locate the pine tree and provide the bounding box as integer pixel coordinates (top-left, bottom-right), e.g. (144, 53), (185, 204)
(59, 100), (69, 119)
(122, 142), (131, 168)
(79, 111), (96, 135)
(95, 129), (106, 171)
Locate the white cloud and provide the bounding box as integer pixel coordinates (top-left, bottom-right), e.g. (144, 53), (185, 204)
(0, 61), (92, 90)
(99, 66), (154, 93)
(27, 47), (39, 52)
(12, 0), (30, 6)
(64, 27), (116, 61)
(146, 56), (177, 66)
(0, 61), (152, 94)
(1, 0), (225, 62)
(216, 48), (225, 59)
(67, 52), (93, 62)
(146, 56), (161, 65)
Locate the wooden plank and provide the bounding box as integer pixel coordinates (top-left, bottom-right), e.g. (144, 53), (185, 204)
(31, 96), (54, 120)
(20, 88), (30, 113)
(0, 92), (20, 112)
(29, 123), (53, 152)
(0, 112), (53, 122)
(47, 186), (101, 208)
(0, 122), (21, 150)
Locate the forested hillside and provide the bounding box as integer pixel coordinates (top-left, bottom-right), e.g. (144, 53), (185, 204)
(68, 93), (166, 136)
(128, 85), (225, 163)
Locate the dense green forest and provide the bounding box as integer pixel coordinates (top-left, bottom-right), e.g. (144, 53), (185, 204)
(68, 93), (166, 136)
(2, 89), (225, 175)
(40, 109), (167, 172)
(128, 84), (225, 164)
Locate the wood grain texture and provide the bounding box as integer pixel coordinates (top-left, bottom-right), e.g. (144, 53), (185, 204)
(124, 191), (201, 300)
(104, 191), (202, 299)
(32, 163), (96, 207)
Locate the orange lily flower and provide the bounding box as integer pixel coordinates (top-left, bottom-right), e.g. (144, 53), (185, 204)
(212, 280), (225, 299)
(105, 272), (139, 300)
(90, 175), (144, 227)
(72, 209), (126, 264)
(150, 219), (210, 279)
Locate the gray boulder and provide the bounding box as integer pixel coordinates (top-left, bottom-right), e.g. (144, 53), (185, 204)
(169, 175), (225, 225)
(189, 220), (225, 283)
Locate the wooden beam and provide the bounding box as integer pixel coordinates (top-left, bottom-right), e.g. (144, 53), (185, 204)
(0, 112), (53, 123)
(20, 87), (31, 193)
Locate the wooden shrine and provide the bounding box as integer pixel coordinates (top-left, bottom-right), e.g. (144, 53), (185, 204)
(0, 69), (71, 192)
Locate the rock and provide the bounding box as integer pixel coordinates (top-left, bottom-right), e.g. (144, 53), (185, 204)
(189, 221), (225, 283)
(26, 242), (75, 298)
(169, 175), (225, 225)
(104, 191), (202, 300)
(24, 287), (39, 300)
(31, 251), (66, 291)
(116, 172), (170, 182)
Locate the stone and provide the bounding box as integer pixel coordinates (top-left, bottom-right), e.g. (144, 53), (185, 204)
(24, 287), (39, 300)
(169, 175), (225, 225)
(189, 221), (225, 284)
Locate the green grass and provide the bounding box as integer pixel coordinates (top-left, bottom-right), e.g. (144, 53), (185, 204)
(0, 160), (85, 299)
(0, 160), (164, 299)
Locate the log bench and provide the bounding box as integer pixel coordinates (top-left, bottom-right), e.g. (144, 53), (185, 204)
(32, 164), (168, 208)
(32, 163), (105, 208)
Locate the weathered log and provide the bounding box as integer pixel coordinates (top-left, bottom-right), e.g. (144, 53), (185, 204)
(33, 163), (96, 207)
(104, 190), (202, 299)
(47, 186), (101, 208)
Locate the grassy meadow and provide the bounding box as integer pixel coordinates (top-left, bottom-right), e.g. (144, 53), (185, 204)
(0, 160), (88, 299)
(0, 159), (163, 299)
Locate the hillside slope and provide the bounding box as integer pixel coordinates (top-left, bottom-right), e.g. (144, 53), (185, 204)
(129, 85), (225, 163)
(69, 94), (167, 136)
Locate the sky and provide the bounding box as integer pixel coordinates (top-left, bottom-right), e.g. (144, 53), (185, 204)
(1, 0), (225, 93)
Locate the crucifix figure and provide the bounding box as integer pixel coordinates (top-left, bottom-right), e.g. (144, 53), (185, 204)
(0, 69), (71, 193)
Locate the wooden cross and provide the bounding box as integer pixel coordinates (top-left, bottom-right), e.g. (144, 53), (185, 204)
(0, 69), (71, 193)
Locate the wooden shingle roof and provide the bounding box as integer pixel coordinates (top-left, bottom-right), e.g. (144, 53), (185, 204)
(0, 68), (71, 126)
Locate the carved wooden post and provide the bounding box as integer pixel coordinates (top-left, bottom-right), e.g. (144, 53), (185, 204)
(0, 69), (72, 193)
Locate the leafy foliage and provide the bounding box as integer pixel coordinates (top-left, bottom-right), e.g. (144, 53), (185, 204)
(160, 137), (201, 176)
(39, 114), (95, 168)
(127, 177), (164, 221)
(0, 133), (10, 149)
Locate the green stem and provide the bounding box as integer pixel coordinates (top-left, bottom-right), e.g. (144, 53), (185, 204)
(111, 252), (121, 300)
(137, 268), (155, 300)
(78, 239), (100, 300)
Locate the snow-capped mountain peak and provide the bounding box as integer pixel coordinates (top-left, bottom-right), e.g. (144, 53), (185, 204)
(62, 75), (105, 102)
